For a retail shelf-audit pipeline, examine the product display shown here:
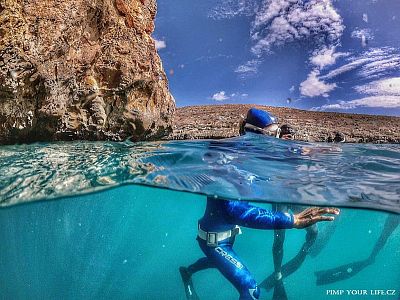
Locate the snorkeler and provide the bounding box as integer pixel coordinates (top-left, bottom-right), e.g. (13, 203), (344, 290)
(315, 214), (399, 285)
(243, 109), (323, 300)
(179, 108), (341, 300)
(180, 199), (339, 300)
(240, 108), (325, 299)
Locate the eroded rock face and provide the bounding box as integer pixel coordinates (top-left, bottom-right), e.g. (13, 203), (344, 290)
(0, 0), (175, 144)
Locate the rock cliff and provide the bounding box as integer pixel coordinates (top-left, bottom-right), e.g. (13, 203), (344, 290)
(0, 0), (175, 144)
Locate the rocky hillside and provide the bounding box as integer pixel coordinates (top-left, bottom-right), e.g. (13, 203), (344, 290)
(0, 0), (175, 144)
(169, 104), (400, 143)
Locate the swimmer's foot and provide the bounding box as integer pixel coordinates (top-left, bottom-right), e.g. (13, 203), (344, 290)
(179, 267), (200, 300)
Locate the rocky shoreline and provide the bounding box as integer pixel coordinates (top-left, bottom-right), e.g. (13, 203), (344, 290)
(0, 0), (175, 145)
(168, 104), (400, 144)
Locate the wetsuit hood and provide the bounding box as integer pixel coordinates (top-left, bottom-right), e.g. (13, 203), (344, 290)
(246, 108), (278, 129)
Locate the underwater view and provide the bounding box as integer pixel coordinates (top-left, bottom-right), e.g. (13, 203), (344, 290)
(1, 0), (400, 299)
(0, 137), (399, 299)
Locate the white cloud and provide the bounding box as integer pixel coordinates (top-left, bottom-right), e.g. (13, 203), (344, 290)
(355, 77), (400, 96)
(195, 54), (234, 62)
(359, 58), (400, 79)
(154, 39), (166, 50)
(249, 0), (344, 94)
(351, 28), (374, 47)
(318, 47), (400, 80)
(321, 58), (369, 79)
(251, 0), (344, 55)
(345, 96), (400, 108)
(315, 96), (400, 110)
(351, 28), (374, 40)
(310, 46), (349, 70)
(289, 85), (295, 92)
(212, 0), (345, 80)
(313, 77), (400, 111)
(299, 70), (337, 97)
(211, 91), (229, 101)
(209, 0), (259, 19)
(229, 92), (249, 98)
(234, 59), (261, 76)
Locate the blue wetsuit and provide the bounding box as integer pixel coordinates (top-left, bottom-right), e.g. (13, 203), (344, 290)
(189, 196), (294, 300)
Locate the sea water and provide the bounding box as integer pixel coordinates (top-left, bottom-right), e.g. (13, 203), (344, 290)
(0, 134), (399, 300)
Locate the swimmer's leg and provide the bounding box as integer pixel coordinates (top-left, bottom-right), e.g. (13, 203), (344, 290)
(187, 257), (215, 274)
(261, 224), (318, 291)
(199, 240), (260, 300)
(273, 229), (285, 278)
(304, 224), (318, 253)
(272, 229), (287, 300)
(309, 220), (337, 258)
(270, 203), (289, 299)
(280, 224), (318, 276)
(180, 257), (214, 300)
(272, 203), (288, 279)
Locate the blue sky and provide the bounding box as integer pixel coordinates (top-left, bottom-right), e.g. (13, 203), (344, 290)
(153, 0), (400, 116)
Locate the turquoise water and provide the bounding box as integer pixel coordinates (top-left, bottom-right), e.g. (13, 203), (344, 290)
(0, 186), (399, 300)
(0, 135), (399, 299)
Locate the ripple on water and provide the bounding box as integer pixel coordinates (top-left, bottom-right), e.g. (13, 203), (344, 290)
(0, 136), (399, 213)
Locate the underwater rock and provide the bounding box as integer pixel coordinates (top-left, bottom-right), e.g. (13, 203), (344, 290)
(169, 104), (400, 144)
(0, 0), (175, 144)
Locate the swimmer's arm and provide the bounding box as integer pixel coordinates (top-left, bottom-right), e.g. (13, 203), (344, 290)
(225, 201), (295, 229)
(225, 201), (340, 230)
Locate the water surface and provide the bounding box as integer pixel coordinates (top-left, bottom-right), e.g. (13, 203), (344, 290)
(1, 134), (399, 213)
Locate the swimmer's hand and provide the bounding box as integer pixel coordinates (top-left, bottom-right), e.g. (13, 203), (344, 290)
(293, 207), (340, 229)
